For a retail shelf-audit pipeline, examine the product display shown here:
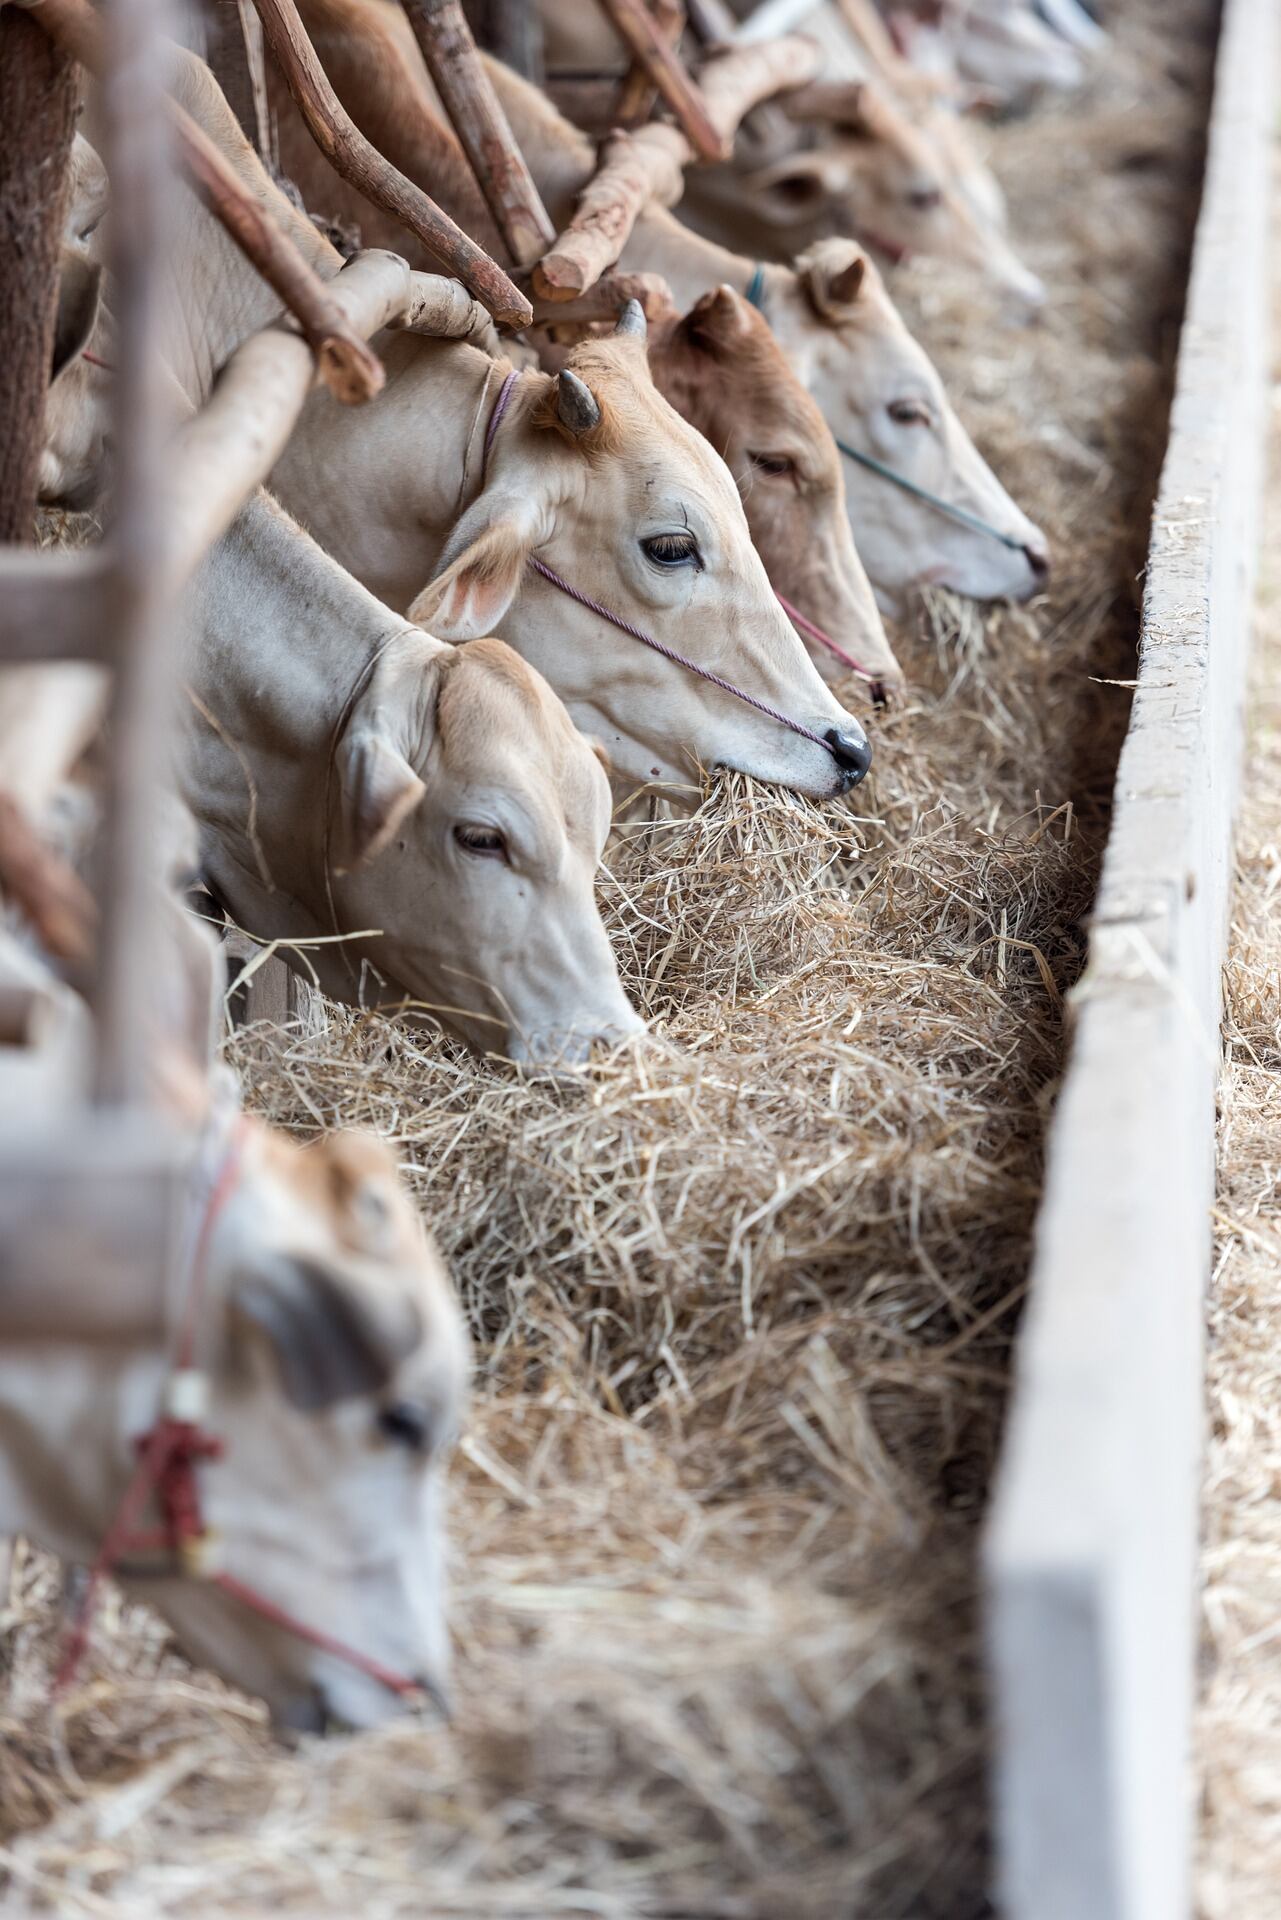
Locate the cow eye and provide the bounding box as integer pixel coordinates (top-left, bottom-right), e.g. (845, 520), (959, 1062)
(377, 1401), (433, 1452)
(908, 186), (942, 212)
(887, 399), (933, 427)
(454, 823), (507, 860)
(641, 532), (702, 570)
(749, 452), (797, 479)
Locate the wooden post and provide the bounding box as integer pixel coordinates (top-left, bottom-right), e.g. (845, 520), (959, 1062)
(460, 0), (543, 82)
(89, 0), (176, 1105)
(196, 0), (276, 161)
(251, 0), (532, 325)
(398, 0), (555, 267)
(0, 8), (78, 543)
(22, 0), (392, 400)
(594, 0), (726, 161)
(615, 0), (685, 130)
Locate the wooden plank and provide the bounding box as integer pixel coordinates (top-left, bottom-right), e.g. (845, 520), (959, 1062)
(250, 0), (532, 325)
(399, 0), (555, 267)
(983, 1), (1276, 1915)
(0, 7), (78, 542)
(595, 0), (726, 161)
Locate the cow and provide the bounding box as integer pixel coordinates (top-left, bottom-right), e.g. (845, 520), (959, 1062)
(35, 272), (646, 1065)
(532, 0), (1041, 304)
(0, 673), (469, 1733)
(278, 0), (1049, 613)
(133, 53), (874, 803)
(185, 486), (645, 1062)
(623, 286), (901, 691)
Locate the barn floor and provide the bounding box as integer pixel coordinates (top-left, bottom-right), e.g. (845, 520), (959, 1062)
(0, 6), (1217, 1916)
(1196, 107), (1281, 1920)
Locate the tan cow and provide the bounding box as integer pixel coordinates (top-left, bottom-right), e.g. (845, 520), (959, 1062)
(279, 0), (1048, 613)
(35, 278), (644, 1064)
(152, 53), (873, 801)
(0, 685), (469, 1734)
(185, 487), (645, 1062)
(639, 287), (901, 691)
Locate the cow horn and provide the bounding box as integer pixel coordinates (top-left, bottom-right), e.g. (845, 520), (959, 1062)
(556, 368), (601, 436)
(614, 298), (647, 341)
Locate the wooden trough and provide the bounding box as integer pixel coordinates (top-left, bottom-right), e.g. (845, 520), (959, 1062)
(984, 0), (1277, 1914)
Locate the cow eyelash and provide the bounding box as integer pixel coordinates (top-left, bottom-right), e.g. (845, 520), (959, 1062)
(887, 399), (934, 428)
(908, 187), (942, 212)
(377, 1401), (433, 1452)
(749, 452), (797, 480)
(642, 532), (702, 571)
(454, 823), (508, 860)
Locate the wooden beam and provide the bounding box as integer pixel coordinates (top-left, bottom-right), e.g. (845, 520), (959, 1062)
(695, 33), (821, 141)
(398, 0), (555, 268)
(615, 0), (685, 129)
(0, 550), (116, 662)
(19, 0), (389, 405)
(594, 0), (726, 161)
(196, 0), (276, 159)
(532, 124), (686, 301)
(0, 8), (78, 542)
(250, 0), (532, 325)
(527, 269), (673, 328)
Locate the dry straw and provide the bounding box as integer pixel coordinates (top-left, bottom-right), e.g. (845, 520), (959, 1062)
(1, 4), (1215, 1913)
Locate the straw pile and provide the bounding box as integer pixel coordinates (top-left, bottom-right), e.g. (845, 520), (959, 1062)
(1196, 136), (1281, 1920)
(1, 4), (1214, 1914)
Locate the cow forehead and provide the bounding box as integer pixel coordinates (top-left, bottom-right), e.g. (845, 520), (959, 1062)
(437, 644), (609, 834)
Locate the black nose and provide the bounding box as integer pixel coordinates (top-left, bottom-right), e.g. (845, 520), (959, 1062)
(825, 726), (873, 787)
(1024, 540), (1050, 583)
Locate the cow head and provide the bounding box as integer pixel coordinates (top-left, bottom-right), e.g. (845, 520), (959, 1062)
(646, 285), (902, 695)
(185, 1118), (470, 1730)
(759, 243), (1049, 611)
(38, 249), (111, 512)
(740, 84), (1044, 311)
(327, 629), (642, 1066)
(410, 312), (873, 800)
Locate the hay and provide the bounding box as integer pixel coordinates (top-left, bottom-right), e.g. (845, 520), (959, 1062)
(0, 4), (1216, 1913)
(1196, 132), (1281, 1920)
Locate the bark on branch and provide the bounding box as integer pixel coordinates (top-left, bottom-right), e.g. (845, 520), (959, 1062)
(399, 0), (555, 267)
(532, 32), (820, 301)
(250, 0), (530, 325)
(695, 33), (821, 141)
(532, 124), (686, 301)
(595, 0), (726, 161)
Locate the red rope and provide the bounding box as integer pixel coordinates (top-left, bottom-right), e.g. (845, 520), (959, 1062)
(54, 1119), (424, 1707)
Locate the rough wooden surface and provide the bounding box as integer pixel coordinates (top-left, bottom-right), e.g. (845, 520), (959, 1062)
(0, 9), (77, 542)
(596, 0), (725, 160)
(400, 0), (555, 266)
(533, 124), (686, 300)
(251, 0), (531, 324)
(985, 0), (1277, 1914)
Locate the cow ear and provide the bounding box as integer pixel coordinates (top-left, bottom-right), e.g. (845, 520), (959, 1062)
(799, 244), (868, 322)
(683, 284), (752, 358)
(410, 493), (540, 641)
(233, 1254), (424, 1413)
(333, 729), (426, 873)
(51, 255), (103, 384)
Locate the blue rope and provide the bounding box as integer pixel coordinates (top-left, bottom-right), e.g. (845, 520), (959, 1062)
(741, 261), (1027, 555)
(833, 439), (1029, 552)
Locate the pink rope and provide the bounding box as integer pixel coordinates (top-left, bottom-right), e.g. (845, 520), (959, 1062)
(526, 559), (830, 751)
(773, 590), (880, 688)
